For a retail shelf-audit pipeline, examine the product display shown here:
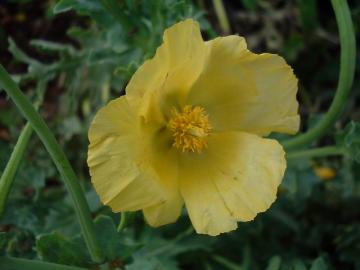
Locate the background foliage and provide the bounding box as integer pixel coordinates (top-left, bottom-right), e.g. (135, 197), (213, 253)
(0, 0), (359, 269)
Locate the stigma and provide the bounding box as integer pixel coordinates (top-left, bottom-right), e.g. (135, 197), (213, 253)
(168, 105), (212, 153)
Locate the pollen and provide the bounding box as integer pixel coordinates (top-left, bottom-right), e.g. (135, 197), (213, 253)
(168, 105), (212, 153)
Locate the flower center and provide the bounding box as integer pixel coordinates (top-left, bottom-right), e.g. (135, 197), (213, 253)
(168, 105), (212, 153)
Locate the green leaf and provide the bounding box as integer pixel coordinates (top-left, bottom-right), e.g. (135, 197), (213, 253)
(61, 116), (82, 140)
(100, 0), (133, 29)
(53, 0), (79, 14)
(2, 202), (42, 233)
(2, 230), (35, 257)
(293, 260), (307, 270)
(94, 215), (138, 260)
(266, 256), (282, 270)
(241, 0), (257, 10)
(86, 49), (124, 65)
(16, 163), (46, 195)
(282, 161), (318, 200)
(310, 257), (328, 270)
(125, 228), (209, 270)
(53, 0), (113, 26)
(269, 208), (299, 232)
(30, 40), (76, 55)
(0, 232), (6, 255)
(336, 121), (360, 162)
(7, 38), (42, 67)
(283, 34), (305, 61)
(126, 255), (179, 270)
(298, 0), (319, 32)
(36, 232), (91, 267)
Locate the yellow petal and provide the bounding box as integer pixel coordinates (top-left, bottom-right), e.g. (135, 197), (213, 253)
(143, 195), (183, 227)
(179, 131), (286, 235)
(126, 19), (206, 122)
(88, 96), (165, 211)
(187, 35), (299, 136)
(143, 130), (184, 227)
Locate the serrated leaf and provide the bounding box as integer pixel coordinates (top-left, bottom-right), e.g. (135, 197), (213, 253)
(36, 232), (91, 267)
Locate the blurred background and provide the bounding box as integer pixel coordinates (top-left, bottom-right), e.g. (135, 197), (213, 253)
(0, 0), (360, 269)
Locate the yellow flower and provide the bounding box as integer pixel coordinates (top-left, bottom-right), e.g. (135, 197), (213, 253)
(87, 19), (299, 236)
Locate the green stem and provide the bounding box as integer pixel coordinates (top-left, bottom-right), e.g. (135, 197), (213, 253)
(240, 245), (251, 270)
(0, 80), (45, 218)
(0, 123), (33, 218)
(0, 256), (88, 270)
(286, 146), (346, 160)
(117, 212), (128, 232)
(0, 65), (104, 263)
(212, 0), (231, 34)
(282, 0), (356, 150)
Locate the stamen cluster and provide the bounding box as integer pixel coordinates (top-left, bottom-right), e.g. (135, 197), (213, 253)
(168, 105), (212, 153)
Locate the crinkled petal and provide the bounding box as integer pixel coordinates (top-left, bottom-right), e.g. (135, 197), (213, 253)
(126, 19), (206, 122)
(179, 131), (286, 236)
(88, 97), (165, 211)
(187, 35), (299, 136)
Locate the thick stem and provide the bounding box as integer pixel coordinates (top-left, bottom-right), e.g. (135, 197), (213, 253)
(286, 146), (346, 160)
(0, 65), (104, 263)
(282, 0), (356, 150)
(0, 123), (33, 218)
(0, 256), (88, 270)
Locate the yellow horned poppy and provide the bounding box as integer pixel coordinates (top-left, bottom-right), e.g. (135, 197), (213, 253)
(88, 19), (299, 236)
